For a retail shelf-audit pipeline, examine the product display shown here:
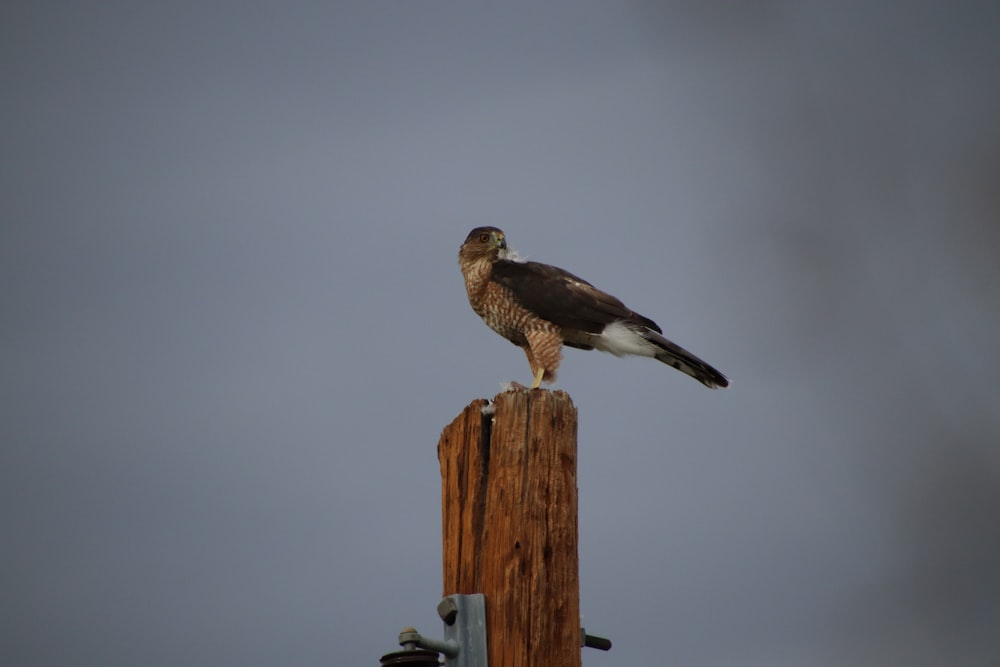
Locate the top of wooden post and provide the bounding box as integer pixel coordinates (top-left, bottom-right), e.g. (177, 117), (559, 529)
(438, 388), (580, 667)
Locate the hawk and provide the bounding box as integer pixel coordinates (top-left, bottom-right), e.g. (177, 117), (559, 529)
(458, 226), (729, 389)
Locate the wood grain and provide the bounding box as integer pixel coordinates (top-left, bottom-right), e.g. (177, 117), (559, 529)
(438, 390), (580, 667)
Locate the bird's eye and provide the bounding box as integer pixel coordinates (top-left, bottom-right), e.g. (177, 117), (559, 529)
(480, 233), (490, 242)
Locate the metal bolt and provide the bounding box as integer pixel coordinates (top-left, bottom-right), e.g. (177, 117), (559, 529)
(581, 628), (612, 651)
(398, 627), (420, 651)
(437, 597), (459, 625)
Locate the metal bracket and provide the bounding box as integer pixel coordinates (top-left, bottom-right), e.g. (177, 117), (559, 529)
(396, 594), (488, 667)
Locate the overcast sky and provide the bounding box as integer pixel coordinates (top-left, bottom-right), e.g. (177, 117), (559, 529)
(3, 2), (999, 666)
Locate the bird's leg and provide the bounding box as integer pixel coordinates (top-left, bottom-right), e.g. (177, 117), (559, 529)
(523, 331), (561, 388)
(523, 346), (544, 389)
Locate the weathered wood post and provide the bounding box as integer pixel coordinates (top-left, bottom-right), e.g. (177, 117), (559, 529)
(437, 389), (580, 667)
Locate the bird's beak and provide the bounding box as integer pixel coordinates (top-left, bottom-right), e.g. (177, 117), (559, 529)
(496, 234), (507, 250)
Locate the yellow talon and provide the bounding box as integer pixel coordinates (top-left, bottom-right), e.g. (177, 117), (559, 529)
(530, 367), (545, 389)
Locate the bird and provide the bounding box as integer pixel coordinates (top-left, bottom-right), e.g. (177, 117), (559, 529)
(457, 226), (729, 389)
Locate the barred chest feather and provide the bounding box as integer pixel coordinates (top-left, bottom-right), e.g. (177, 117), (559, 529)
(462, 259), (557, 346)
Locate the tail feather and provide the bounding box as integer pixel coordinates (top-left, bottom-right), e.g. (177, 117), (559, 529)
(646, 330), (729, 389)
(589, 320), (730, 389)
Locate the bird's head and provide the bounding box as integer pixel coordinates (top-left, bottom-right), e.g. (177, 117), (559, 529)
(459, 226), (507, 262)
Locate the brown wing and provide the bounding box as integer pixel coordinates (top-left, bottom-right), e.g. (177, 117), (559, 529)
(490, 260), (661, 334)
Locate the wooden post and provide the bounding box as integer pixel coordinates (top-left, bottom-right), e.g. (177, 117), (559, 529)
(438, 390), (580, 667)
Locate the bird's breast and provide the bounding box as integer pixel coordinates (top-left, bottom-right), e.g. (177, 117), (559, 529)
(477, 283), (560, 347)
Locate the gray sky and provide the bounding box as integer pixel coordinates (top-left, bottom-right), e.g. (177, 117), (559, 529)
(3, 2), (999, 666)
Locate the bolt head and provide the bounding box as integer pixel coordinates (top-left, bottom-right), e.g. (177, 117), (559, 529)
(437, 597), (459, 625)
